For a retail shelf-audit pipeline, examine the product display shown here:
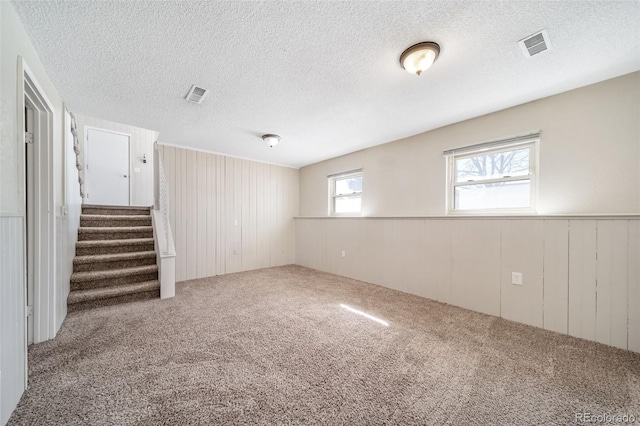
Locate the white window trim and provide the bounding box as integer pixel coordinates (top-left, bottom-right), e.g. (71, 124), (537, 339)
(445, 139), (539, 215)
(328, 169), (363, 216)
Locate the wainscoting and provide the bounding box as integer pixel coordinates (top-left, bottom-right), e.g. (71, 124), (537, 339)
(295, 216), (640, 353)
(159, 145), (299, 282)
(0, 215), (26, 424)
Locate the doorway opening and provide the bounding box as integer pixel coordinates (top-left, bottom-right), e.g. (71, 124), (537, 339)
(85, 127), (131, 206)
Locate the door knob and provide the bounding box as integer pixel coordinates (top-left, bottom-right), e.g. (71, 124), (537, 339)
(124, 175), (128, 178)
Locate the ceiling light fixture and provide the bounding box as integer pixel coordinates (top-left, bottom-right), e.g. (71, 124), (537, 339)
(400, 42), (440, 75)
(262, 134), (281, 148)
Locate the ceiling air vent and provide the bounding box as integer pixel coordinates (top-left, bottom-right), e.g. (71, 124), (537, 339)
(519, 29), (552, 58)
(185, 84), (209, 104)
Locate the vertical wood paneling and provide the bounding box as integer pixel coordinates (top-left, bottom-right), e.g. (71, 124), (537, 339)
(596, 221), (628, 349)
(179, 148), (187, 280)
(216, 155), (226, 275)
(568, 220), (597, 341)
(628, 220), (640, 352)
(543, 220), (569, 334)
(232, 159), (242, 272)
(358, 219), (382, 286)
(294, 216), (638, 353)
(268, 166), (279, 266)
(256, 163), (269, 269)
(451, 220), (501, 316)
(0, 216), (26, 424)
(398, 220), (428, 298)
(424, 220), (451, 304)
(225, 157), (236, 273)
(241, 160), (253, 271)
(380, 220), (402, 292)
(196, 152), (207, 279)
(186, 150), (197, 279)
(160, 146), (298, 282)
(500, 220), (544, 328)
(206, 154), (216, 277)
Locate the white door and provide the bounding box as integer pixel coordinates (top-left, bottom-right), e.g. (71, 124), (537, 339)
(86, 128), (130, 205)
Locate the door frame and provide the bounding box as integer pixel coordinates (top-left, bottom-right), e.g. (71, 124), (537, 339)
(84, 126), (132, 206)
(17, 57), (56, 353)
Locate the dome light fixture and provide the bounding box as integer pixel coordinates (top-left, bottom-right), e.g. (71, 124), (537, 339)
(262, 134), (281, 148)
(400, 42), (440, 75)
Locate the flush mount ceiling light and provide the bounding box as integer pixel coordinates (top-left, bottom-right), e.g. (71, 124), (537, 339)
(262, 134), (281, 148)
(400, 42), (440, 75)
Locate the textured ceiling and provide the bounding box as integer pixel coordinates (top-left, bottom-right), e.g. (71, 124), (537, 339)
(11, 1), (640, 168)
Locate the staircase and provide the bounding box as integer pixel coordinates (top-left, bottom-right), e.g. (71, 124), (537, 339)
(67, 205), (160, 312)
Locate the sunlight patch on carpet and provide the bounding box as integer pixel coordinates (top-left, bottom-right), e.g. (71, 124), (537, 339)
(340, 304), (389, 327)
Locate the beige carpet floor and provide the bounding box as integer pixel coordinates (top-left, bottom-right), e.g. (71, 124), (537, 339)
(8, 265), (640, 425)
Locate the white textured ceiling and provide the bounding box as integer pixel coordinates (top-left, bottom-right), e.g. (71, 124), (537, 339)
(12, 1), (640, 168)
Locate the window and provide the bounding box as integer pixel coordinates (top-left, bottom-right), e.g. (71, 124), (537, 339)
(445, 135), (538, 214)
(328, 169), (363, 215)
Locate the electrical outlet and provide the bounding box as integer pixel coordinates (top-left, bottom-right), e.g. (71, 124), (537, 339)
(512, 272), (523, 285)
(341, 250), (346, 258)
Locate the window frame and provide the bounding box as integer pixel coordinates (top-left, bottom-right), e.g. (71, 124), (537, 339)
(328, 169), (363, 216)
(446, 139), (539, 215)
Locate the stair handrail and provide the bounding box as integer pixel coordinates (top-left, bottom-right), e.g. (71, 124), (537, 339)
(69, 112), (85, 199)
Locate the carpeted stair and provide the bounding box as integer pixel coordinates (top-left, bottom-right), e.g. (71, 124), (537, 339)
(67, 205), (160, 312)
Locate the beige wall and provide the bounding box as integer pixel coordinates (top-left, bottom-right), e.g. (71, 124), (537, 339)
(159, 145), (299, 282)
(296, 217), (640, 353)
(296, 72), (640, 354)
(75, 114), (158, 207)
(300, 71), (640, 216)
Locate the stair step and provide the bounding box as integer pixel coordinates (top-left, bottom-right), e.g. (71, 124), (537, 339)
(67, 281), (160, 313)
(73, 251), (157, 272)
(70, 264), (158, 291)
(82, 205), (151, 216)
(80, 214), (152, 227)
(76, 238), (155, 256)
(77, 226), (153, 241)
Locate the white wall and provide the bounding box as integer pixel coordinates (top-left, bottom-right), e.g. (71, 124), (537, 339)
(0, 2), (68, 423)
(158, 145), (299, 282)
(295, 217), (640, 353)
(55, 110), (83, 333)
(74, 114), (158, 207)
(300, 71), (640, 216)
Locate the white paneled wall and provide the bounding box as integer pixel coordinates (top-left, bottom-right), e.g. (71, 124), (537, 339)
(0, 215), (26, 425)
(295, 217), (640, 353)
(159, 145), (299, 282)
(74, 114), (157, 206)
